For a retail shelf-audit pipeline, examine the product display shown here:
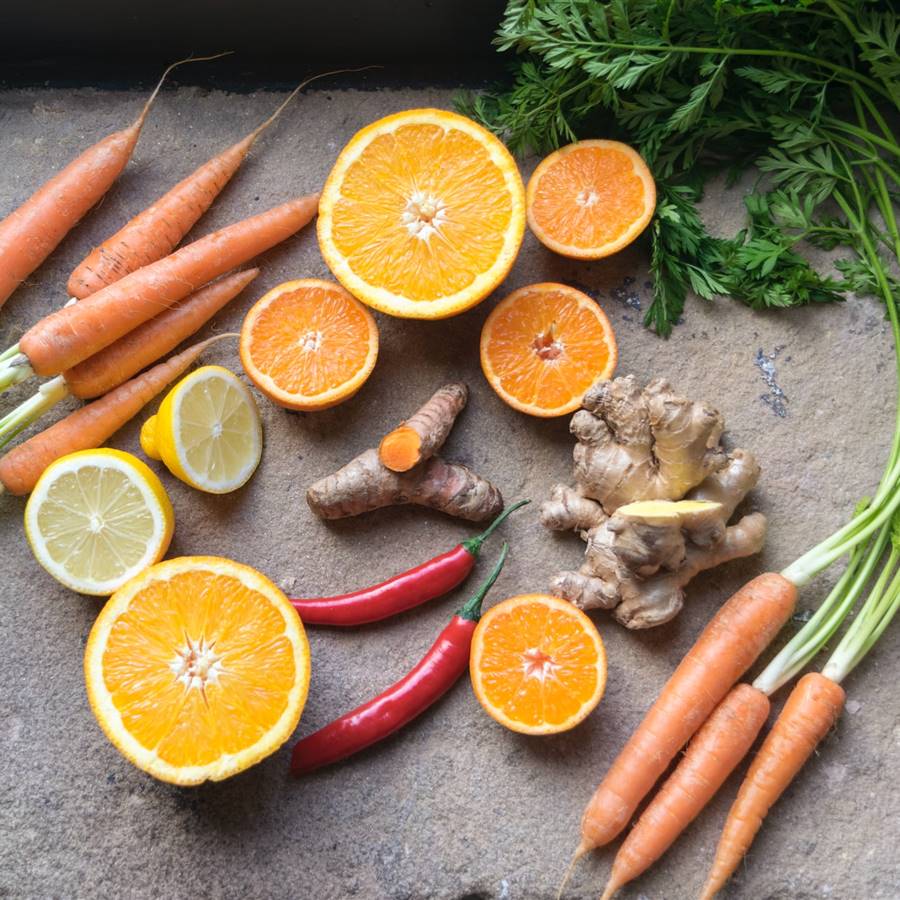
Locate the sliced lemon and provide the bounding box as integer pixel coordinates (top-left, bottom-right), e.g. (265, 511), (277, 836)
(142, 365), (263, 494)
(25, 448), (174, 596)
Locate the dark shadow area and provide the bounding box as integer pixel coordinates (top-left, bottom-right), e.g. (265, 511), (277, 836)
(1, 0), (508, 88)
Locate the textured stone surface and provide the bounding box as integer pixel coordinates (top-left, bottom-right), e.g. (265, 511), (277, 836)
(1, 84), (899, 900)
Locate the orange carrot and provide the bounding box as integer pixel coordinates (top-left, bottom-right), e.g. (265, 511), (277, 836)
(0, 335), (228, 495)
(17, 193), (318, 377)
(64, 267), (258, 398)
(577, 573), (796, 857)
(0, 56), (219, 309)
(600, 684), (771, 900)
(66, 67), (355, 299)
(699, 672), (845, 900)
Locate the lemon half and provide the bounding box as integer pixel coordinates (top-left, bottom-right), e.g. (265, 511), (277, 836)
(25, 449), (174, 596)
(142, 365), (263, 494)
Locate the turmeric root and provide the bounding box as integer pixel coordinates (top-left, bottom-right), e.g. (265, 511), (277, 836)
(541, 376), (766, 628)
(308, 383), (503, 523)
(379, 383), (468, 472)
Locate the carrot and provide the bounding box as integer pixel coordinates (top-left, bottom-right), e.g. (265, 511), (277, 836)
(0, 55), (222, 309)
(66, 67), (360, 299)
(0, 270), (258, 450)
(65, 268), (258, 398)
(699, 673), (845, 900)
(599, 684), (771, 900)
(576, 573), (796, 857)
(0, 335), (230, 496)
(12, 193), (317, 378)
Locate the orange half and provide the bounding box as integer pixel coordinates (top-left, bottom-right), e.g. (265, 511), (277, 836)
(239, 279), (379, 411)
(470, 594), (607, 735)
(84, 556), (310, 785)
(318, 108), (526, 319)
(526, 140), (656, 259)
(480, 282), (617, 417)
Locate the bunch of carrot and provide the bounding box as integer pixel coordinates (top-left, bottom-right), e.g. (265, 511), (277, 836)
(563, 300), (900, 899)
(0, 63), (363, 495)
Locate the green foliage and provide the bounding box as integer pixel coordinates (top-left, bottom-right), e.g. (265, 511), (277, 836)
(460, 0), (900, 335)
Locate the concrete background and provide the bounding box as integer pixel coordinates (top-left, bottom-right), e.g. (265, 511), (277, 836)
(0, 82), (898, 900)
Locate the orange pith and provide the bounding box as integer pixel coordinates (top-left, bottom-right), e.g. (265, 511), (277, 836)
(526, 140), (656, 259)
(470, 593), (606, 735)
(239, 278), (378, 411)
(480, 282), (617, 417)
(84, 556), (310, 785)
(318, 109), (526, 319)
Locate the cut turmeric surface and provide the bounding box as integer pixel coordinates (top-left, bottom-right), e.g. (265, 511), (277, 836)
(379, 382), (468, 472)
(541, 376), (767, 628)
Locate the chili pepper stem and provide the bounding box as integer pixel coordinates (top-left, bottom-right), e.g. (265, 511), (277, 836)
(457, 543), (509, 622)
(461, 499), (530, 557)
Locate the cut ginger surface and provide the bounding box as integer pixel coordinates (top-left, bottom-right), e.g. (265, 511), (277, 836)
(317, 109), (525, 319)
(526, 140), (656, 259)
(240, 278), (378, 411)
(84, 556), (310, 785)
(480, 282), (617, 417)
(470, 593), (606, 734)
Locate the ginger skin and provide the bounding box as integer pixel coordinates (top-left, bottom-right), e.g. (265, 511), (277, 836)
(308, 383), (503, 523)
(541, 376), (767, 628)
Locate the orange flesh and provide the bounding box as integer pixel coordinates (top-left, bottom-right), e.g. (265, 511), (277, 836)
(530, 145), (651, 250)
(482, 285), (615, 413)
(331, 124), (513, 301)
(475, 597), (605, 730)
(244, 284), (373, 397)
(101, 569), (296, 767)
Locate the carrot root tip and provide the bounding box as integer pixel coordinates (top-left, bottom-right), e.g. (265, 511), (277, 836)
(556, 843), (589, 900)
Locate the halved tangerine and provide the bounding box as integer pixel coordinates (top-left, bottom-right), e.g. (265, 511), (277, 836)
(239, 279), (379, 411)
(526, 140), (656, 259)
(480, 282), (617, 417)
(317, 108), (526, 319)
(470, 593), (607, 735)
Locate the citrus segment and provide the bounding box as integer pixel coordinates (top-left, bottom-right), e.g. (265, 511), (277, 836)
(148, 365), (262, 494)
(240, 279), (378, 411)
(526, 140), (656, 259)
(318, 109), (525, 319)
(470, 593), (606, 735)
(85, 556), (310, 784)
(24, 448), (174, 596)
(480, 283), (617, 417)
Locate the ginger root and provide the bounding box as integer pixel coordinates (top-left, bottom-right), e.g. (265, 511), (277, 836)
(307, 383), (503, 523)
(541, 376), (766, 628)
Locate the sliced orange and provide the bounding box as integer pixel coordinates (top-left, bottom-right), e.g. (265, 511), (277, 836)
(470, 593), (606, 735)
(526, 140), (656, 259)
(480, 282), (617, 417)
(317, 108), (526, 319)
(84, 556), (310, 785)
(239, 278), (378, 411)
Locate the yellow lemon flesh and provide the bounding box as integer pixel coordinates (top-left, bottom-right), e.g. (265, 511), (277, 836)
(25, 448), (174, 596)
(148, 365), (262, 494)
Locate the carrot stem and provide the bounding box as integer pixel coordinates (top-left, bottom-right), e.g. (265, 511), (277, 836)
(0, 357), (34, 392)
(0, 344), (20, 366)
(755, 523), (892, 694)
(0, 376), (69, 450)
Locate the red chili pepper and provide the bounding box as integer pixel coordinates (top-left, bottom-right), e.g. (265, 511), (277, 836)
(291, 544), (508, 775)
(290, 500), (527, 626)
